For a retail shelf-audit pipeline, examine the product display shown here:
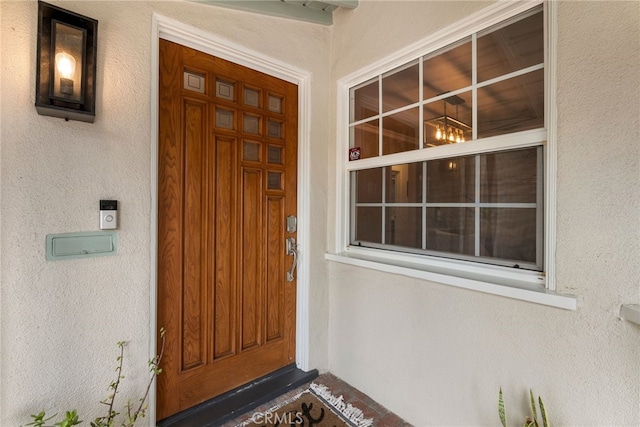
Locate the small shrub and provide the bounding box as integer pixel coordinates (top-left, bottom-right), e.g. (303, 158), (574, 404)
(25, 328), (165, 427)
(499, 388), (550, 427)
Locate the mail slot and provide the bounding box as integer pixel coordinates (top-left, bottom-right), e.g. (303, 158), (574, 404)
(46, 231), (117, 261)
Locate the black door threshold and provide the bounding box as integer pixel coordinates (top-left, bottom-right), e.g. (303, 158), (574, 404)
(157, 364), (318, 427)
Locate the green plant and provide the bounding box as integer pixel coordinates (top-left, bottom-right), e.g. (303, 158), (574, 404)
(499, 388), (550, 427)
(55, 411), (82, 427)
(25, 328), (165, 427)
(26, 409), (81, 427)
(25, 411), (56, 427)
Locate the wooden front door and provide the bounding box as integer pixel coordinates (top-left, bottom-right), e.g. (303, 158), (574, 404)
(157, 39), (298, 420)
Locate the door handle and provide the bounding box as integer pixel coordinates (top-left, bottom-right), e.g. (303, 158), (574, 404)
(286, 237), (298, 282)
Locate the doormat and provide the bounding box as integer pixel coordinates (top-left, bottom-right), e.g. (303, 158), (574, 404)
(236, 382), (374, 427)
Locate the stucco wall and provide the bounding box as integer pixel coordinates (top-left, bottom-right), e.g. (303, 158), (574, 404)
(0, 1), (330, 425)
(328, 1), (640, 425)
(3, 0), (640, 426)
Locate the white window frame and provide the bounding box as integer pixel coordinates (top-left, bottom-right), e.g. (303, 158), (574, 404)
(327, 0), (576, 310)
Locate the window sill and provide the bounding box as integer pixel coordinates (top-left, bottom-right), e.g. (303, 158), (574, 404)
(325, 250), (577, 311)
(620, 304), (640, 326)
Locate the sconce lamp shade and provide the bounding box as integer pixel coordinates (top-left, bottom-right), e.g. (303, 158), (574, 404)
(36, 1), (97, 123)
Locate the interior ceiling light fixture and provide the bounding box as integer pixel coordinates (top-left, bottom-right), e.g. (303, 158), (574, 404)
(425, 94), (471, 146)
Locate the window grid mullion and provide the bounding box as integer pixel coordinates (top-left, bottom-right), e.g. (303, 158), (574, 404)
(472, 33), (478, 141)
(476, 64), (544, 89)
(350, 171), (356, 244)
(422, 161), (427, 250)
(419, 58), (424, 149)
(381, 166), (386, 244)
(536, 146), (544, 268)
(420, 57), (427, 251)
(475, 154), (481, 257)
(378, 76), (383, 156)
(355, 202), (537, 208)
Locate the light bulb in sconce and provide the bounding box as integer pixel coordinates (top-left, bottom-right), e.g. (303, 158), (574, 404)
(435, 126), (442, 140)
(55, 52), (76, 95)
(448, 128), (455, 142)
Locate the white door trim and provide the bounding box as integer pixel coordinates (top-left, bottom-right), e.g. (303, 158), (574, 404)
(149, 13), (312, 424)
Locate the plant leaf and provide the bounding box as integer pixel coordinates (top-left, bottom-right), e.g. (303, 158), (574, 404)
(529, 389), (539, 427)
(539, 396), (549, 427)
(498, 388), (507, 427)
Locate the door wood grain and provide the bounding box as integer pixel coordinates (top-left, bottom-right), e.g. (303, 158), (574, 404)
(157, 39), (298, 420)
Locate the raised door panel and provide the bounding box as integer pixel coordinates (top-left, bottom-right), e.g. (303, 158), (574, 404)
(240, 168), (263, 351)
(182, 99), (207, 372)
(212, 135), (236, 361)
(266, 196), (285, 342)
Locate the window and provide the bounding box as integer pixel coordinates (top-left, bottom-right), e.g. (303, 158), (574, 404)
(352, 146), (543, 270)
(331, 1), (569, 304)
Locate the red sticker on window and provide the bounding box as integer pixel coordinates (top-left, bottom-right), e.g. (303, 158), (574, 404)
(349, 147), (361, 161)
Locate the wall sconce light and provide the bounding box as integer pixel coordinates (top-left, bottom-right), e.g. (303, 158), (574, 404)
(36, 1), (98, 123)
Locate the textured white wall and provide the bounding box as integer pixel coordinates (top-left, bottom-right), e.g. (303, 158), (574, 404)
(0, 1), (331, 425)
(328, 1), (640, 425)
(3, 0), (640, 426)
